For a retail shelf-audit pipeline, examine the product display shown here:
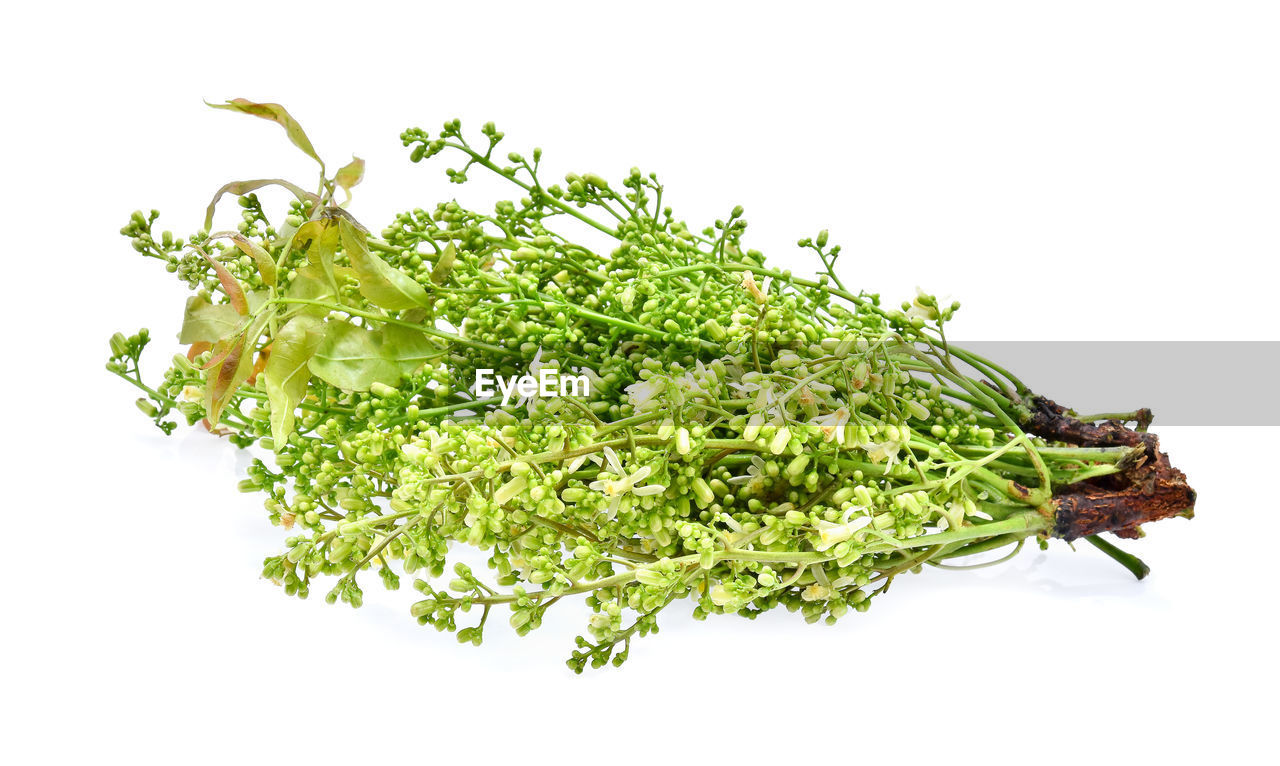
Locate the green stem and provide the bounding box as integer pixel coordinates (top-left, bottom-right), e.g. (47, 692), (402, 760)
(531, 294), (720, 352)
(460, 512), (1049, 605)
(1085, 535), (1150, 580)
(445, 141), (619, 239)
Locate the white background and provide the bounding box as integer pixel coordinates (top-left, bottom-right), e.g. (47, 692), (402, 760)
(3, 2), (1278, 764)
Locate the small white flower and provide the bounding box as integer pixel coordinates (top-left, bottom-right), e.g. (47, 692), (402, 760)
(730, 378), (789, 431)
(587, 446), (665, 518)
(180, 385), (203, 402)
(563, 437), (605, 474)
(672, 360), (719, 401)
(809, 407), (850, 443)
(515, 348), (548, 414)
(624, 377), (667, 412)
(801, 584), (831, 602)
(813, 514), (871, 552)
(527, 347), (546, 377)
(716, 511), (744, 535)
(867, 437), (909, 469)
(740, 270), (766, 303)
(867, 440), (898, 465)
(905, 288), (953, 323)
(795, 384), (818, 410)
(494, 476), (527, 505)
(866, 425), (911, 468)
(727, 455), (769, 493)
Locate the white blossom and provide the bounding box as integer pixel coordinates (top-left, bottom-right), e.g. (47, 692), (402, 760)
(588, 447), (665, 518)
(813, 513), (871, 552)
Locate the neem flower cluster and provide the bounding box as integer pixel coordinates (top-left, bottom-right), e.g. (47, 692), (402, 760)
(108, 101), (1196, 671)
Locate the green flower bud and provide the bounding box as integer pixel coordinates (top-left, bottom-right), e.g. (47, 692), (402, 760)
(785, 454), (809, 480)
(691, 478), (715, 507)
(370, 382), (398, 398)
(494, 476), (527, 505)
(769, 427), (791, 455)
(676, 427), (692, 455)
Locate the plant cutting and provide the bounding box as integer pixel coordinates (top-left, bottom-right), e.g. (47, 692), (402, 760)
(109, 100), (1196, 671)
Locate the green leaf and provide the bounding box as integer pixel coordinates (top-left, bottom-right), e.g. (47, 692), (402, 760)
(383, 324), (437, 375)
(203, 178), (320, 232)
(431, 243), (457, 285)
(284, 269), (337, 317)
(309, 320), (436, 392)
(287, 218), (341, 289)
(179, 296), (245, 344)
(208, 99), (324, 168)
(247, 290), (270, 314)
(338, 219), (431, 310)
(264, 315), (323, 446)
(309, 322), (395, 392)
(334, 156), (365, 194)
(210, 231), (277, 287)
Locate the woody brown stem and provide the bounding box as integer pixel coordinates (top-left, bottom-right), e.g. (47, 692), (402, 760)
(1022, 396), (1197, 541)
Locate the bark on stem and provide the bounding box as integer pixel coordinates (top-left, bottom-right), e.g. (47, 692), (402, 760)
(1022, 396), (1197, 541)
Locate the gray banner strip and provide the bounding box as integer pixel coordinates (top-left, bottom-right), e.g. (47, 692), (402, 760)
(951, 341), (1280, 426)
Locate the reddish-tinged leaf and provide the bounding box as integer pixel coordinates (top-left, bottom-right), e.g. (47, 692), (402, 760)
(201, 419), (236, 436)
(201, 312), (271, 424)
(247, 342), (272, 385)
(186, 341), (212, 362)
(203, 178), (320, 231)
(196, 248), (249, 315)
(201, 336), (238, 370)
(208, 99), (324, 168)
(203, 336), (251, 425)
(210, 231), (278, 287)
